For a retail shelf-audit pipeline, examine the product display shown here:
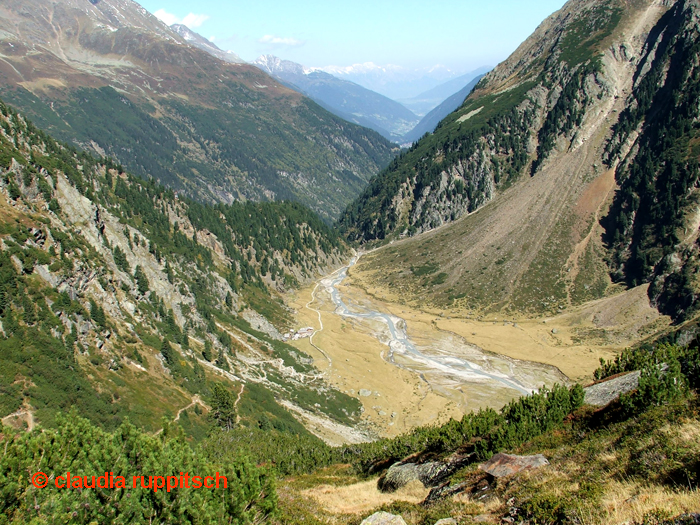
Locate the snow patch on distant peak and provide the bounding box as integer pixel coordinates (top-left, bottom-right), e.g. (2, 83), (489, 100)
(254, 55), (305, 76)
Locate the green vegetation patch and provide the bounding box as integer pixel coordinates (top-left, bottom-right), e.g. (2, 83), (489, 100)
(559, 2), (623, 66)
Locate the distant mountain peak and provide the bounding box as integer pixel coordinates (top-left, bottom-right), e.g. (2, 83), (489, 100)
(171, 23), (244, 64)
(254, 55), (307, 76)
(252, 56), (419, 141)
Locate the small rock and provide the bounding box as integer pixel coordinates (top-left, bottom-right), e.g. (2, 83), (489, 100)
(435, 519), (457, 525)
(360, 511), (407, 525)
(551, 328), (559, 334)
(359, 389), (372, 397)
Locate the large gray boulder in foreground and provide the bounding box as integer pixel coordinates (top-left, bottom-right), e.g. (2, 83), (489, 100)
(360, 511), (407, 525)
(583, 371), (641, 406)
(379, 454), (473, 492)
(479, 453), (549, 478)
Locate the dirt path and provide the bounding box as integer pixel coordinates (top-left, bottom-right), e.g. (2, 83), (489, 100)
(234, 384), (244, 425)
(1, 408), (35, 431)
(174, 394), (208, 422)
(306, 282), (333, 367)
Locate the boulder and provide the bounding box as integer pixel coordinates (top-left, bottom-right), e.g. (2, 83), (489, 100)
(379, 454), (473, 492)
(360, 511), (407, 525)
(424, 482), (468, 503)
(583, 371), (641, 406)
(434, 519), (457, 525)
(479, 453), (548, 478)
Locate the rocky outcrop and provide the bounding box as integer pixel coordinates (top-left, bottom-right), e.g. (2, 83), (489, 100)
(479, 453), (549, 478)
(379, 454), (473, 492)
(584, 371), (641, 406)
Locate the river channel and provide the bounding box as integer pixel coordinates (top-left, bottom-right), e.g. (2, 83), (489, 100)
(317, 255), (568, 411)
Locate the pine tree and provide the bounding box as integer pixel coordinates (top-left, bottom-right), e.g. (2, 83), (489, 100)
(89, 298), (106, 329)
(202, 339), (213, 362)
(133, 265), (149, 295)
(210, 383), (237, 431)
(113, 246), (130, 273)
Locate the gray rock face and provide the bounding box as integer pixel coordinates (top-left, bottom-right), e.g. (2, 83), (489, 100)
(379, 454), (473, 492)
(583, 371), (641, 407)
(360, 512), (407, 525)
(479, 453), (549, 478)
(242, 309), (282, 340)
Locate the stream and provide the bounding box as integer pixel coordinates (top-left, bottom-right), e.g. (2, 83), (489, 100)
(319, 255), (566, 405)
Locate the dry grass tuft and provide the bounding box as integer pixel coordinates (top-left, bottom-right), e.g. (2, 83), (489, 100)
(303, 479), (430, 515)
(601, 481), (700, 524)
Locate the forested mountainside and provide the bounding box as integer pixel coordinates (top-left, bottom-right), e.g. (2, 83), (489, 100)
(0, 97), (364, 444)
(341, 0), (700, 321)
(339, 0), (629, 240)
(0, 0), (398, 222)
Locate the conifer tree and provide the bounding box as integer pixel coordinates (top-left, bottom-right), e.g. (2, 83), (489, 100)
(210, 383), (237, 431)
(134, 265), (149, 295)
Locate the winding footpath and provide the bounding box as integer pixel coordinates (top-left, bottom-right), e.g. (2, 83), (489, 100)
(306, 282), (333, 366)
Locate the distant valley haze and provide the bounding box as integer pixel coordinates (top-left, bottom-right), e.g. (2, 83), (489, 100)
(141, 0), (568, 100)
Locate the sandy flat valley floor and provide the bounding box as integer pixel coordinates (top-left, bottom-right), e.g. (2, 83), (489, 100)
(286, 258), (670, 440)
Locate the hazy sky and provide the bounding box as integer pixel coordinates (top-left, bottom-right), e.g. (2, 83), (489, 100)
(138, 0), (568, 72)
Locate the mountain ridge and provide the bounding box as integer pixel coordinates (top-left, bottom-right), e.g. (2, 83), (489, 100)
(170, 23), (245, 64)
(253, 54), (419, 141)
(340, 0), (700, 325)
(0, 0), (398, 222)
(401, 74), (484, 143)
(398, 67), (492, 116)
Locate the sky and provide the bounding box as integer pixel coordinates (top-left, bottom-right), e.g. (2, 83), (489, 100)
(137, 0), (568, 73)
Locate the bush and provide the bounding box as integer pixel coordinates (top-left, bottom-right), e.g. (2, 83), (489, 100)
(0, 412), (277, 524)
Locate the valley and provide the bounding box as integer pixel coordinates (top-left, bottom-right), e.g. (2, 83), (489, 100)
(287, 245), (669, 441)
(1, 0), (700, 523)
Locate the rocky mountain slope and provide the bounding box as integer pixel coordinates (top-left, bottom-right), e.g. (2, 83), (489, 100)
(0, 97), (365, 443)
(0, 0), (397, 221)
(254, 55), (420, 142)
(340, 0), (700, 323)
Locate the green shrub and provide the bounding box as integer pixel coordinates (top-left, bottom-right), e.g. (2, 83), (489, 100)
(0, 412), (277, 524)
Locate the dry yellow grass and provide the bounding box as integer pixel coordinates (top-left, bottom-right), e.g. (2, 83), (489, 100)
(287, 284), (463, 439)
(347, 268), (667, 382)
(600, 482), (700, 524)
(303, 479), (429, 515)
